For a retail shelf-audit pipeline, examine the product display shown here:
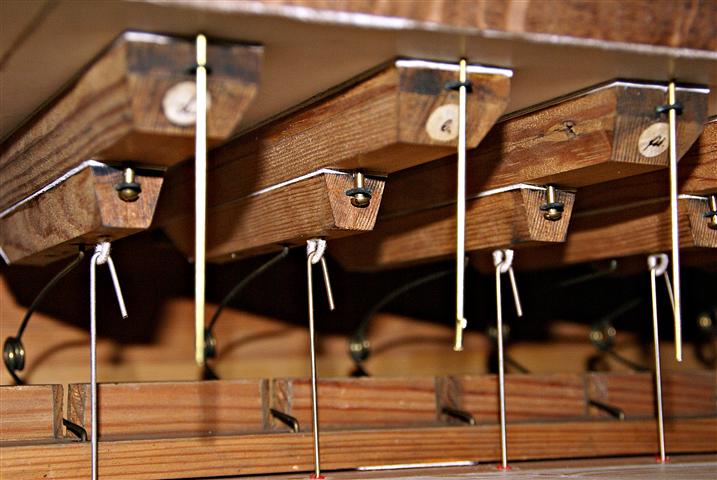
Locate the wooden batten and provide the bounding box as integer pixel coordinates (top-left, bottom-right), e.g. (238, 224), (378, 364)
(163, 172), (385, 262)
(331, 187), (574, 271)
(0, 385), (63, 443)
(67, 380), (268, 440)
(156, 59), (512, 258)
(0, 165), (163, 265)
(375, 81), (709, 221)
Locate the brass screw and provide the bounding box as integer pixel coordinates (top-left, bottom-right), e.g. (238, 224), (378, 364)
(115, 167), (142, 202)
(541, 185), (564, 221)
(345, 171), (372, 208)
(707, 194), (717, 230)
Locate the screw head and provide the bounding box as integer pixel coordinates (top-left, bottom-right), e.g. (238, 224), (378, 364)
(118, 187), (140, 202)
(350, 193), (371, 208)
(543, 208), (562, 221)
(708, 217), (717, 230)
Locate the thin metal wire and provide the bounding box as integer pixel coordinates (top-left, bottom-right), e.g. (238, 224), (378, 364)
(195, 33), (208, 366)
(454, 58), (468, 351)
(648, 253), (670, 462)
(89, 242), (127, 480)
(667, 80), (682, 362)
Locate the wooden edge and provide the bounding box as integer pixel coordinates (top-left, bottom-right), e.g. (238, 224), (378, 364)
(0, 384), (64, 443)
(685, 197), (717, 248)
(0, 165), (164, 265)
(162, 173), (385, 262)
(331, 187), (574, 271)
(1, 418), (714, 479)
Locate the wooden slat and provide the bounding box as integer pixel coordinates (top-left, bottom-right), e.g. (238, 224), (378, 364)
(154, 59), (512, 229)
(438, 374), (587, 423)
(0, 165), (163, 265)
(331, 187), (574, 270)
(1, 418), (714, 479)
(0, 31), (262, 213)
(271, 377), (438, 431)
(588, 372), (717, 419)
(163, 173), (385, 262)
(67, 380), (268, 440)
(0, 385), (62, 442)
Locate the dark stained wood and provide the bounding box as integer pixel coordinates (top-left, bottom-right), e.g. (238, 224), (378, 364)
(67, 380), (268, 440)
(331, 187), (574, 271)
(271, 377), (439, 431)
(154, 60), (512, 229)
(0, 385), (63, 442)
(0, 31), (263, 213)
(163, 173), (385, 262)
(1, 418), (714, 479)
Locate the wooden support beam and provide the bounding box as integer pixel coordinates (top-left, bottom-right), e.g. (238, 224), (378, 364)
(164, 172), (385, 262)
(1, 418), (714, 479)
(376, 81), (708, 221)
(0, 31), (262, 213)
(0, 385), (63, 443)
(0, 164), (163, 265)
(156, 60), (512, 259)
(67, 380), (268, 440)
(331, 186), (574, 270)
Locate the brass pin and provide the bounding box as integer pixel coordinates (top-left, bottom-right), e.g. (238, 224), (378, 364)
(194, 33), (208, 367)
(541, 185), (564, 221)
(345, 171), (372, 208)
(115, 167), (141, 202)
(707, 194), (717, 230)
(454, 58), (469, 351)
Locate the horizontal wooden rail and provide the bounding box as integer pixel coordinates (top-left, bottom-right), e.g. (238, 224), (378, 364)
(0, 384), (63, 443)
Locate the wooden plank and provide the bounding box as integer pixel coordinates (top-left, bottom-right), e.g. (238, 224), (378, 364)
(0, 164), (163, 265)
(331, 187), (574, 270)
(0, 384), (63, 442)
(271, 377), (439, 431)
(0, 31), (262, 213)
(588, 372), (717, 419)
(67, 380), (268, 440)
(1, 418), (714, 479)
(163, 172), (385, 262)
(154, 59), (512, 228)
(376, 82), (708, 220)
(438, 374), (587, 423)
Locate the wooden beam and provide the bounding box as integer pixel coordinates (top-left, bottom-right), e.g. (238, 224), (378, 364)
(331, 187), (574, 270)
(0, 164), (163, 265)
(0, 385), (63, 443)
(155, 60), (513, 246)
(376, 81), (708, 221)
(163, 172), (385, 262)
(1, 418), (714, 479)
(67, 380), (268, 440)
(0, 31), (262, 213)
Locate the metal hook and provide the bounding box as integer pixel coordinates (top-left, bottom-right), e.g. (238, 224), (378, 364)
(306, 238), (334, 479)
(647, 253), (672, 463)
(89, 242), (127, 480)
(492, 248), (523, 470)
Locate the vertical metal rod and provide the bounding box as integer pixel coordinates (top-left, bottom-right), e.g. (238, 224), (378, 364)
(307, 255), (321, 478)
(454, 57), (468, 351)
(648, 255), (667, 462)
(90, 251), (99, 480)
(194, 33), (208, 366)
(495, 261), (508, 469)
(667, 80), (682, 362)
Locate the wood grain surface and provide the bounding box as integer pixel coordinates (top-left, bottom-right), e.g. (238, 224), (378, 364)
(0, 384), (63, 442)
(0, 31), (262, 213)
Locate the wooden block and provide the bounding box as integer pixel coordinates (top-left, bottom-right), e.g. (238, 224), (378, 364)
(0, 31), (262, 213)
(154, 59), (512, 229)
(438, 374), (586, 423)
(163, 172), (385, 262)
(270, 376), (439, 431)
(331, 187), (574, 270)
(0, 384), (63, 442)
(680, 118), (717, 195)
(0, 164), (163, 265)
(1, 418), (714, 479)
(377, 82), (708, 220)
(587, 372), (717, 419)
(67, 380), (268, 440)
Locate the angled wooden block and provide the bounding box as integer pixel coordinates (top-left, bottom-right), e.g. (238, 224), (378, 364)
(270, 377), (439, 431)
(154, 59), (512, 231)
(331, 187), (574, 270)
(0, 31), (262, 213)
(67, 380), (268, 440)
(0, 164), (163, 265)
(378, 81), (709, 220)
(163, 172), (385, 261)
(0, 385), (63, 443)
